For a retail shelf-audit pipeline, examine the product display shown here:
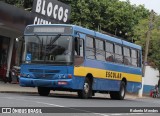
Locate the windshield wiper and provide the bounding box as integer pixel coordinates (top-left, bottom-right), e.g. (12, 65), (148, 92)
(47, 34), (61, 50)
(50, 34), (61, 45)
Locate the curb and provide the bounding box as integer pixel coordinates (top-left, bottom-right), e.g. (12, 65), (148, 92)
(0, 90), (150, 99)
(0, 91), (38, 94)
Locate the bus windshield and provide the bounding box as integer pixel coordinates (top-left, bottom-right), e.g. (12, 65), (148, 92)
(24, 35), (73, 65)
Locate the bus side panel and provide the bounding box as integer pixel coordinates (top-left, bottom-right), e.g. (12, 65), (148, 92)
(126, 82), (142, 93)
(92, 79), (142, 92)
(93, 78), (120, 91)
(70, 76), (120, 91)
(84, 59), (142, 76)
(75, 59), (142, 92)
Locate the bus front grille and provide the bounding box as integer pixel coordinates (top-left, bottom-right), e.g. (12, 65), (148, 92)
(28, 69), (61, 79)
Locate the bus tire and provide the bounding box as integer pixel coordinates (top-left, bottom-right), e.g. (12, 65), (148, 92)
(78, 78), (92, 99)
(110, 81), (126, 100)
(38, 87), (50, 96)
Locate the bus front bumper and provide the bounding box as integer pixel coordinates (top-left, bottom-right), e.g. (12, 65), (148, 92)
(19, 77), (73, 89)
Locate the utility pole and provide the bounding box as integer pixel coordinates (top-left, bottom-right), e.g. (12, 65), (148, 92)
(138, 10), (154, 97)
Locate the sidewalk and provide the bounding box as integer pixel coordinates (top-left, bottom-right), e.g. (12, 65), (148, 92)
(0, 81), (37, 93)
(0, 81), (149, 99)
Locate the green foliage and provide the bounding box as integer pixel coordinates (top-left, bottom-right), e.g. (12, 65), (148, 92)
(1, 0), (33, 9)
(59, 0), (149, 40)
(134, 15), (160, 71)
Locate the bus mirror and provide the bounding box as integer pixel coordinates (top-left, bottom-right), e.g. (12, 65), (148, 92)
(16, 38), (19, 42)
(16, 36), (24, 42)
(76, 32), (80, 37)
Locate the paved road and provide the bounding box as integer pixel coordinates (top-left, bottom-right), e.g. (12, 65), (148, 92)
(0, 92), (160, 116)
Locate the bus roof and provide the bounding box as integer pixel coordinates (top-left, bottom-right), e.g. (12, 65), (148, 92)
(26, 24), (142, 50)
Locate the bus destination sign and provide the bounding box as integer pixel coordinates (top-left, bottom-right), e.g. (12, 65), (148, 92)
(25, 26), (73, 34)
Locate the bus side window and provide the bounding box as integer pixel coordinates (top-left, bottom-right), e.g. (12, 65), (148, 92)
(123, 47), (131, 65)
(115, 44), (123, 64)
(131, 49), (138, 67)
(105, 42), (114, 62)
(85, 36), (95, 59)
(137, 51), (141, 67)
(79, 39), (84, 57)
(95, 39), (105, 61)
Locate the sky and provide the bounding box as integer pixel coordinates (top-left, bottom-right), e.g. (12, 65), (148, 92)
(119, 0), (160, 15)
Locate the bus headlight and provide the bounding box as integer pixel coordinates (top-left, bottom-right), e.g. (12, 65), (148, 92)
(27, 74), (30, 78)
(20, 73), (27, 77)
(20, 73), (30, 78)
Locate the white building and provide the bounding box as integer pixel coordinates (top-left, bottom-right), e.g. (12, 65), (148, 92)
(143, 66), (159, 94)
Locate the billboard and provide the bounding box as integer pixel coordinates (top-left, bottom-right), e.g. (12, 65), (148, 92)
(32, 0), (71, 24)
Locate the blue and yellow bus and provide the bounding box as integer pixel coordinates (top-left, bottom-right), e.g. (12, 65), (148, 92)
(19, 24), (142, 100)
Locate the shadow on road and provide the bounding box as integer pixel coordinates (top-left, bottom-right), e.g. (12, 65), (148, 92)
(1, 92), (138, 101)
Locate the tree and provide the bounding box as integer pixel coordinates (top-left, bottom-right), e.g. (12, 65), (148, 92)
(133, 15), (160, 73)
(59, 0), (149, 41)
(1, 0), (33, 9)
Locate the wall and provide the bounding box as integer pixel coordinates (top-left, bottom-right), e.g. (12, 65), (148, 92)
(143, 66), (159, 94)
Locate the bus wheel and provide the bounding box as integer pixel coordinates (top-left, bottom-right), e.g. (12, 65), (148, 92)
(78, 78), (92, 99)
(38, 87), (50, 96)
(110, 81), (126, 100)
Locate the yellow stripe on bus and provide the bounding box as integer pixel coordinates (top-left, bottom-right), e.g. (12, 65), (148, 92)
(74, 66), (142, 83)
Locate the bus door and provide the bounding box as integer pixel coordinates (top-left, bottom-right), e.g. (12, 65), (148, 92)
(74, 33), (85, 66)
